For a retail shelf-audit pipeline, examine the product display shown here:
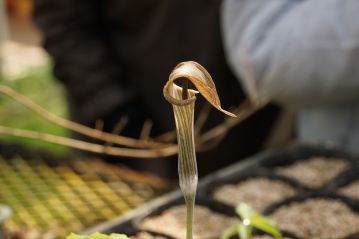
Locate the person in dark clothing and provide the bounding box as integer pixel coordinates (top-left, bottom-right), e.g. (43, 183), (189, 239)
(33, 0), (279, 178)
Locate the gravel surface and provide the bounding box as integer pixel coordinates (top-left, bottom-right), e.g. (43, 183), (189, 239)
(212, 178), (296, 212)
(138, 205), (237, 239)
(338, 180), (359, 200)
(271, 198), (359, 239)
(275, 157), (347, 188)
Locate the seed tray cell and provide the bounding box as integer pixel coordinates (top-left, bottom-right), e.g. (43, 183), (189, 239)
(263, 194), (359, 239)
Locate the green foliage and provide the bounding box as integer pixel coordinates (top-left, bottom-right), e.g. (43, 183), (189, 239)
(221, 203), (282, 239)
(67, 232), (129, 239)
(0, 65), (69, 155)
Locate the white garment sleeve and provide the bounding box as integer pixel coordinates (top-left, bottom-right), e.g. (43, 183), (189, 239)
(222, 0), (359, 108)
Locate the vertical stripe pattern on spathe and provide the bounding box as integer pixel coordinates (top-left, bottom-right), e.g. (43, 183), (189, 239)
(173, 102), (198, 198)
(173, 101), (198, 239)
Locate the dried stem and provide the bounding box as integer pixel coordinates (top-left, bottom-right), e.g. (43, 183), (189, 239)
(112, 117), (129, 136)
(104, 116), (128, 148)
(0, 86), (264, 158)
(0, 85), (165, 149)
(194, 103), (211, 136)
(0, 54), (279, 159)
(0, 87), (266, 158)
(198, 99), (262, 146)
(95, 119), (104, 131)
(154, 130), (176, 143)
(0, 125), (177, 158)
(139, 119), (153, 141)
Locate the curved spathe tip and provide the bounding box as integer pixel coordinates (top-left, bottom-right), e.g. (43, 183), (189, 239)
(163, 61), (237, 117)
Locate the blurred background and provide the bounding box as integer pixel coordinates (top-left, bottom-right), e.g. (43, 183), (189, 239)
(2, 0), (357, 238)
(0, 2), (173, 238)
(0, 0), (69, 155)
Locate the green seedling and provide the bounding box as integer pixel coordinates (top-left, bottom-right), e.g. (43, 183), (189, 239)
(221, 203), (282, 239)
(67, 232), (129, 239)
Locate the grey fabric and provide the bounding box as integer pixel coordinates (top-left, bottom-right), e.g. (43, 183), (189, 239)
(222, 0), (359, 154)
(298, 105), (359, 154)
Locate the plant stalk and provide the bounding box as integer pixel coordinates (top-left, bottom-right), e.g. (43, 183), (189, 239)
(173, 97), (198, 239)
(164, 61), (236, 239)
(186, 198), (195, 239)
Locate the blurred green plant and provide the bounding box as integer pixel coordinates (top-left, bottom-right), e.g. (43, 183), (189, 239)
(221, 203), (282, 239)
(67, 232), (129, 239)
(0, 64), (69, 154)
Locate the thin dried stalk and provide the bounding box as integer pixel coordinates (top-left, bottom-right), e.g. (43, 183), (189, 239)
(140, 119), (153, 141)
(198, 99), (262, 146)
(0, 57), (276, 158)
(0, 126), (177, 158)
(0, 85), (164, 149)
(0, 91), (263, 158)
(0, 101), (262, 157)
(194, 103), (211, 136)
(104, 116), (129, 148)
(164, 61), (236, 239)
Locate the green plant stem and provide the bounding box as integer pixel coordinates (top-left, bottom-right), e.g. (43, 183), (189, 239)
(186, 198), (195, 239)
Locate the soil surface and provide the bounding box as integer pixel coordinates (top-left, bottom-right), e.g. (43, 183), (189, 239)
(212, 178), (296, 212)
(275, 157), (347, 188)
(337, 180), (359, 200)
(138, 205), (237, 239)
(271, 198), (359, 239)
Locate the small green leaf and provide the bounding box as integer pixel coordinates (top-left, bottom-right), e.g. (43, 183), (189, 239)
(66, 232), (130, 239)
(236, 203), (257, 220)
(221, 224), (240, 239)
(89, 232), (111, 239)
(67, 233), (87, 239)
(225, 203), (282, 239)
(250, 215), (282, 239)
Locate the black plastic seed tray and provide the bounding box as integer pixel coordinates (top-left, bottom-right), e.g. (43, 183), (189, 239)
(86, 143), (359, 239)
